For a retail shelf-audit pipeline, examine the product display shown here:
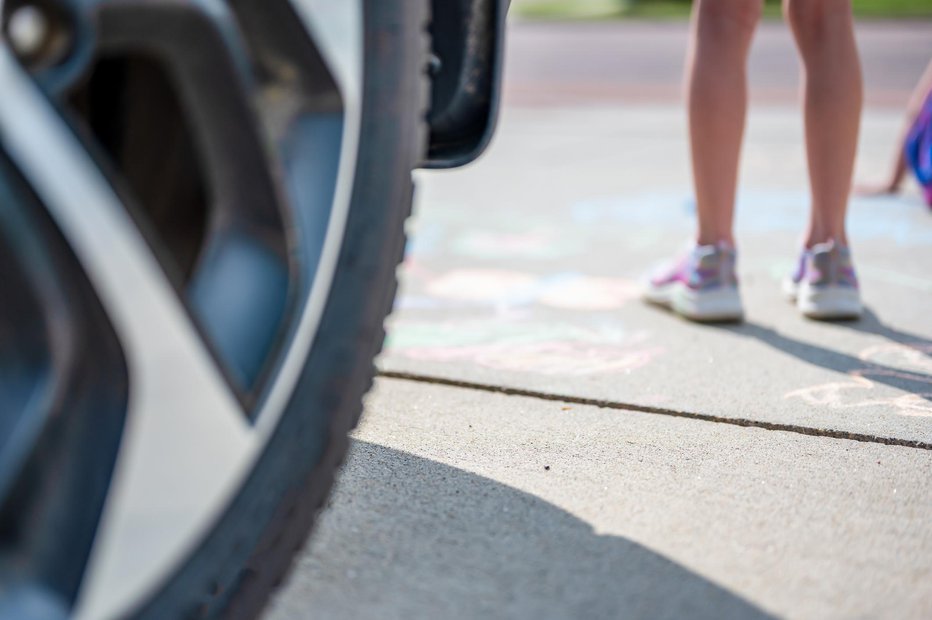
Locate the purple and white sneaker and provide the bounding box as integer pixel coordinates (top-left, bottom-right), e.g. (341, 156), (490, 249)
(642, 243), (744, 322)
(785, 240), (862, 319)
(783, 248), (810, 301)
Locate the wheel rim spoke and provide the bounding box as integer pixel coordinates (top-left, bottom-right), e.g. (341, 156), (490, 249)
(0, 0), (365, 615)
(252, 0), (364, 434)
(0, 48), (259, 619)
(287, 0), (363, 107)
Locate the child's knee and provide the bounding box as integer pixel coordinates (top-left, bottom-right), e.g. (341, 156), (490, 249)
(697, 0), (763, 36)
(784, 0), (853, 40)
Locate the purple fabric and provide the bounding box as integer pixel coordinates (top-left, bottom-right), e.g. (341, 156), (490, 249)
(650, 244), (737, 291)
(790, 250), (808, 285)
(905, 88), (932, 208)
(650, 255), (691, 287)
(803, 242), (858, 290)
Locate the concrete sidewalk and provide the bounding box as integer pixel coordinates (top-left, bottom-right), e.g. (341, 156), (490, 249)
(265, 19), (932, 614)
(383, 105), (932, 447)
(267, 378), (931, 619)
(265, 105), (932, 619)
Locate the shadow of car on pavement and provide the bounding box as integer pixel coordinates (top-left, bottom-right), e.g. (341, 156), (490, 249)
(266, 441), (774, 620)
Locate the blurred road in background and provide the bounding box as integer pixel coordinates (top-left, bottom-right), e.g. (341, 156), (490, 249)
(502, 20), (932, 106)
(267, 19), (932, 620)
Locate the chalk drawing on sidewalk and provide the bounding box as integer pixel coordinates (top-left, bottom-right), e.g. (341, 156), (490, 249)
(405, 268), (642, 312)
(451, 229), (583, 261)
(385, 317), (664, 376)
(860, 343), (932, 375)
(572, 190), (932, 246)
(404, 212), (586, 262)
(425, 269), (538, 304)
(784, 343), (932, 417)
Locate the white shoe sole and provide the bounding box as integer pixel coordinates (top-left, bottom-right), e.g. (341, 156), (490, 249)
(642, 281), (672, 307)
(643, 282), (743, 322)
(797, 284), (862, 319)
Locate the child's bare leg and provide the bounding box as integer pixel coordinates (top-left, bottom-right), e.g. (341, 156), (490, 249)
(687, 0), (762, 246)
(785, 0), (863, 247)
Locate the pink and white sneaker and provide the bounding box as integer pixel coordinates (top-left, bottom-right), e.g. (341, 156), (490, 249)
(784, 240), (862, 319)
(642, 243), (744, 322)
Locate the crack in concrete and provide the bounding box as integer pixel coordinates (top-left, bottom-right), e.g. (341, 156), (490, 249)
(376, 370), (932, 451)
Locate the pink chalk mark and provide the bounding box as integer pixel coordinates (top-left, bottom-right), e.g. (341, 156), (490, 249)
(785, 344), (932, 417)
(858, 343), (932, 376)
(401, 341), (665, 376)
(453, 230), (577, 260)
(426, 269), (537, 303)
(538, 277), (641, 310)
(420, 267), (641, 311)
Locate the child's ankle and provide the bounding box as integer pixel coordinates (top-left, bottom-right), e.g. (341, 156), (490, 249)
(696, 234), (736, 248)
(804, 234), (848, 248)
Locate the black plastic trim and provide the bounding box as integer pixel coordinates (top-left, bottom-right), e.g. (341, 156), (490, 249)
(423, 0), (507, 169)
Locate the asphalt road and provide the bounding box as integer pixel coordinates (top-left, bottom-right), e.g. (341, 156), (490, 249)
(502, 20), (932, 106)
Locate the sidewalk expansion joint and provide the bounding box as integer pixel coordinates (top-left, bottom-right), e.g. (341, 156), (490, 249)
(377, 370), (932, 451)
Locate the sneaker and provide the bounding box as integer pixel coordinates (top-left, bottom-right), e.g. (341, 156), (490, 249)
(642, 243), (744, 322)
(782, 248), (809, 301)
(788, 240), (862, 319)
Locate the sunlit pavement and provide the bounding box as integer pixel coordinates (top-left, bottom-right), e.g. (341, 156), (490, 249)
(266, 21), (932, 620)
